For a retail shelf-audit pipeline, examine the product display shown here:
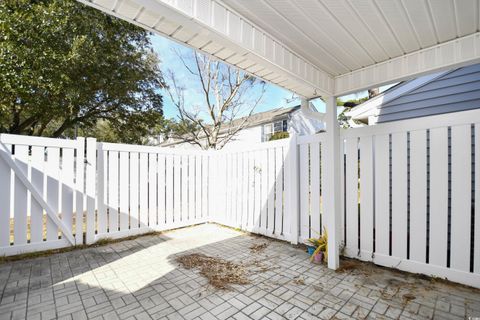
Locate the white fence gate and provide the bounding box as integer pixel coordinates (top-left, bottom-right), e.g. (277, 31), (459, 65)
(0, 134), (88, 255)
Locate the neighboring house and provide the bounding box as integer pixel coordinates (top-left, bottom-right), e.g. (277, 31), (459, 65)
(348, 63), (480, 125)
(161, 105), (324, 149)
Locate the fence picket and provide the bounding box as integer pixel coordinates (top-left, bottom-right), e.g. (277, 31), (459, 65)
(173, 155), (181, 223)
(253, 151), (261, 232)
(0, 144), (10, 247)
(181, 155), (188, 222)
(242, 152), (249, 229)
(108, 151), (119, 232)
(359, 136), (374, 259)
(409, 130), (427, 263)
(450, 124), (471, 271)
(158, 154), (166, 226)
(14, 145), (28, 246)
(195, 155), (202, 220)
(233, 154), (239, 226)
(310, 143), (320, 238)
(267, 148), (275, 234)
(119, 152), (129, 232)
(226, 154), (231, 224)
(61, 148), (74, 241)
(260, 149), (268, 233)
(391, 132), (407, 259)
(248, 151), (255, 231)
(46, 147), (60, 242)
(30, 146), (44, 244)
(202, 155), (208, 220)
(139, 153), (148, 228)
(165, 155), (173, 225)
(429, 127), (449, 267)
(188, 155), (195, 222)
(299, 144), (309, 241)
(274, 147), (284, 236)
(345, 138), (358, 254)
(149, 153), (158, 225)
(130, 152), (139, 229)
(374, 134), (390, 257)
(236, 154), (243, 228)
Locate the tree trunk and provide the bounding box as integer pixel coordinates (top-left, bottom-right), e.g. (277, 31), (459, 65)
(51, 119), (72, 137)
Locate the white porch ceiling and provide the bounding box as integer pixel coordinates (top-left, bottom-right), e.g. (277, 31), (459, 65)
(78, 0), (480, 98)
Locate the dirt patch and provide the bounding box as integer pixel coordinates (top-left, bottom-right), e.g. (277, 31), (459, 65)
(335, 258), (366, 273)
(176, 253), (250, 290)
(402, 293), (416, 303)
(250, 243), (268, 253)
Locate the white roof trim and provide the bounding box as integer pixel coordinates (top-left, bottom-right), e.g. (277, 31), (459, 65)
(78, 0), (333, 97)
(346, 70), (449, 121)
(77, 0), (480, 99)
(335, 32), (480, 96)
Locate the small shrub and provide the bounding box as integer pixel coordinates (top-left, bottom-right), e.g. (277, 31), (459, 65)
(269, 131), (289, 141)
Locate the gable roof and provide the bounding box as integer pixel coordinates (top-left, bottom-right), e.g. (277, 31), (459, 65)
(228, 105), (300, 129)
(160, 105), (302, 147)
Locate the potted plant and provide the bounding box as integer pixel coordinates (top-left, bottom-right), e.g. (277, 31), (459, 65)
(306, 228), (328, 264)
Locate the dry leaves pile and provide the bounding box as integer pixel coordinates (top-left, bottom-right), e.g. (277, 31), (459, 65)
(176, 253), (250, 290)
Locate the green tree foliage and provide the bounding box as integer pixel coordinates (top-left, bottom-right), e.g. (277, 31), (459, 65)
(0, 0), (165, 143)
(337, 97), (368, 128)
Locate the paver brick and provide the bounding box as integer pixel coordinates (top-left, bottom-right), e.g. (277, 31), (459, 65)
(0, 224), (477, 320)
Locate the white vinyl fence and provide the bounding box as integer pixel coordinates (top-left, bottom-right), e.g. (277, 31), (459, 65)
(211, 138), (297, 242)
(296, 134), (327, 244)
(95, 142), (211, 241)
(0, 134), (88, 255)
(0, 108), (479, 288)
(341, 109), (480, 288)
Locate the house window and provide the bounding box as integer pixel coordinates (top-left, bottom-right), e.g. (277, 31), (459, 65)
(263, 119), (288, 141)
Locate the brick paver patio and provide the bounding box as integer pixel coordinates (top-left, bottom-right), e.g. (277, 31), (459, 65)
(0, 224), (479, 320)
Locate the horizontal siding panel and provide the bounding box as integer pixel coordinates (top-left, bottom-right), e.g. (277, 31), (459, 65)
(384, 82), (480, 109)
(411, 79), (480, 96)
(383, 89), (480, 112)
(377, 100), (480, 123)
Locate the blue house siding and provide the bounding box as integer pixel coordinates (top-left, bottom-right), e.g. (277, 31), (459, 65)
(376, 63), (480, 123)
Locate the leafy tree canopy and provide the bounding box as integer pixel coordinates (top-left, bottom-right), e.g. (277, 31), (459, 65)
(0, 0), (165, 143)
(337, 97), (369, 128)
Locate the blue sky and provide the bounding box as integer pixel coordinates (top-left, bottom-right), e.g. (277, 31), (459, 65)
(151, 34), (393, 120)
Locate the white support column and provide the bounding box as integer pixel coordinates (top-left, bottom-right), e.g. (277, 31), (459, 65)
(85, 137), (97, 244)
(287, 133), (299, 244)
(324, 96), (341, 269)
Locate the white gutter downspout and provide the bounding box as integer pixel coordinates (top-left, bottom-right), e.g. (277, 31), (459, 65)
(300, 98), (325, 122)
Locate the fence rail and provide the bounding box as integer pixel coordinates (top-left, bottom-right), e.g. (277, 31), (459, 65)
(0, 108), (479, 288)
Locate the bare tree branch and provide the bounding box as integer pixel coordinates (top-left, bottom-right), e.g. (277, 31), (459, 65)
(165, 51), (265, 150)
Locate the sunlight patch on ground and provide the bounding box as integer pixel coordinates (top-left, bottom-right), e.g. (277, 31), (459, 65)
(56, 224), (242, 294)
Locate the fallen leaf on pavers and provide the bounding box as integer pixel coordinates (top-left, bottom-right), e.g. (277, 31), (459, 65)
(293, 276), (306, 285)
